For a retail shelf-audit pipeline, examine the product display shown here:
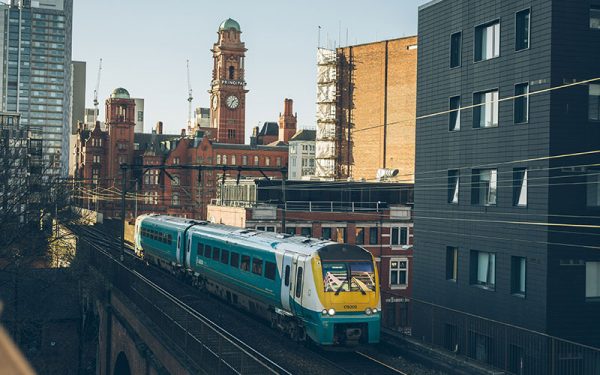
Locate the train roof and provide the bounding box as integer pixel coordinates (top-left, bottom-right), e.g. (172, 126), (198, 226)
(141, 215), (362, 258)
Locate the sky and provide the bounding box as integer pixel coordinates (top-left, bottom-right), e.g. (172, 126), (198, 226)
(73, 0), (429, 138)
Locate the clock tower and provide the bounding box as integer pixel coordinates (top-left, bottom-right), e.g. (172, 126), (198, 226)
(209, 18), (247, 144)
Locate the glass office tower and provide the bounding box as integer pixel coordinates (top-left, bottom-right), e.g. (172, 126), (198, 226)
(1, 0), (73, 176)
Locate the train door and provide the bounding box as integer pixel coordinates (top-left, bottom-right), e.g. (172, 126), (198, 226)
(280, 252), (294, 311)
(185, 235), (192, 270)
(176, 233), (181, 264)
(290, 255), (306, 318)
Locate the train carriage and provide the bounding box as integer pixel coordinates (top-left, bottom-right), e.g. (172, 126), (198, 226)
(134, 214), (381, 346)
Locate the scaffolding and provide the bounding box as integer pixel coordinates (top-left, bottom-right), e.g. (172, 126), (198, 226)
(315, 48), (337, 179)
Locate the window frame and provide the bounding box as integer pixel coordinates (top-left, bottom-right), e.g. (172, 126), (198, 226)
(589, 83), (600, 122)
(449, 96), (461, 131)
(471, 168), (498, 206)
(355, 227), (365, 245)
(514, 82), (530, 124)
(390, 258), (409, 287)
(369, 227), (379, 245)
(446, 246), (458, 282)
(587, 169), (600, 208)
(515, 8), (531, 52)
(391, 226), (409, 246)
(590, 5), (600, 30)
(448, 169), (460, 204)
(513, 168), (528, 207)
(473, 89), (499, 129)
(264, 261), (276, 280)
(511, 256), (527, 297)
(470, 250), (496, 290)
(474, 19), (501, 62)
(585, 261), (600, 300)
(449, 31), (462, 68)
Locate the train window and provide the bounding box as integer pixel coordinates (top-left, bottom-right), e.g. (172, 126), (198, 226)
(197, 243), (203, 256)
(168, 234), (172, 245)
(295, 267), (303, 298)
(252, 258), (263, 276)
(204, 245), (212, 258)
(284, 265), (290, 286)
(213, 248), (220, 261)
(230, 252), (240, 268)
(265, 261), (276, 280)
(221, 249), (229, 264)
(241, 255), (250, 271)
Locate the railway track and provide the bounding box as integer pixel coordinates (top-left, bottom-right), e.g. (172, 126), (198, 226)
(314, 349), (410, 375)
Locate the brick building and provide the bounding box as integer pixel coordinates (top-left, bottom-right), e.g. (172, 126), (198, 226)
(207, 179), (414, 329)
(74, 19), (293, 220)
(315, 37), (418, 181)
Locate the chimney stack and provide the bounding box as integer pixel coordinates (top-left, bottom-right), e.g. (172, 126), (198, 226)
(278, 98), (297, 143)
(155, 121), (163, 135)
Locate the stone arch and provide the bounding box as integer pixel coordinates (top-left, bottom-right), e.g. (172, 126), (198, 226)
(113, 351), (131, 375)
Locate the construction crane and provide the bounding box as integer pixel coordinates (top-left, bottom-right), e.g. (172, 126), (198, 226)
(93, 58), (103, 124)
(186, 59), (193, 132)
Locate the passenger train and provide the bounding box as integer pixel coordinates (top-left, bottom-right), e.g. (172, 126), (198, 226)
(134, 214), (381, 346)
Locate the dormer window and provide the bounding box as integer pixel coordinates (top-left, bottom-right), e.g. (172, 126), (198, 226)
(229, 66), (235, 80)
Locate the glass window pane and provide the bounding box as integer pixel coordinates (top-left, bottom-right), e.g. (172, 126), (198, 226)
(516, 10), (530, 50)
(449, 96), (461, 131)
(450, 32), (461, 68)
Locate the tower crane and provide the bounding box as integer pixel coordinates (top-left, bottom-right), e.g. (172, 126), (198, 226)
(93, 58), (103, 124)
(186, 59), (193, 132)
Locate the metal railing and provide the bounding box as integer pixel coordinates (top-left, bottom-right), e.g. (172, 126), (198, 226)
(381, 294), (600, 375)
(81, 240), (290, 375)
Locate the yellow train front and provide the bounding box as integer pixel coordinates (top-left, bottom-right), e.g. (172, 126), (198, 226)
(302, 244), (381, 346)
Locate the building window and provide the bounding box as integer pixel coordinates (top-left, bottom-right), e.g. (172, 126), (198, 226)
(92, 168), (99, 184)
(450, 32), (462, 68)
(265, 157), (270, 166)
(511, 256), (526, 296)
(369, 227), (378, 245)
(137, 111), (143, 122)
(216, 154), (221, 165)
(228, 129), (236, 139)
(229, 65), (235, 80)
(586, 262), (600, 299)
(390, 259), (408, 286)
(391, 227), (408, 246)
(355, 227), (365, 245)
(470, 250), (496, 290)
(322, 227), (332, 240)
(285, 226), (295, 235)
(513, 168), (527, 207)
(448, 170), (459, 204)
(231, 155), (236, 165)
(118, 155), (126, 165)
(473, 90), (499, 128)
(335, 228), (346, 243)
(515, 9), (530, 51)
(173, 157), (180, 165)
(300, 227), (312, 237)
(254, 156), (259, 166)
(472, 169), (497, 206)
(93, 155), (100, 164)
(514, 83), (529, 123)
(590, 84), (600, 121)
(276, 157), (281, 167)
(474, 20), (500, 61)
(172, 175), (180, 186)
(446, 247), (458, 281)
(449, 96), (461, 131)
(591, 6), (600, 29)
(242, 155), (247, 165)
(587, 170), (600, 207)
(172, 193), (180, 206)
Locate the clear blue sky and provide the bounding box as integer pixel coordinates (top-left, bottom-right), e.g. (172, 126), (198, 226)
(73, 0), (428, 137)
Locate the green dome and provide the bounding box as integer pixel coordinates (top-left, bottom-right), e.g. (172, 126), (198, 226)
(111, 87), (130, 99)
(219, 18), (241, 32)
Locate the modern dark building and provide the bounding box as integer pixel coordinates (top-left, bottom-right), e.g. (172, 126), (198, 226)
(414, 0), (600, 356)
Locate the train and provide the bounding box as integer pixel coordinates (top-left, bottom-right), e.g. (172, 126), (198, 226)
(133, 214), (381, 346)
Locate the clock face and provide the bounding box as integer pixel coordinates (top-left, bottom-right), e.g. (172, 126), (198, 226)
(226, 95), (239, 109)
(211, 95), (218, 110)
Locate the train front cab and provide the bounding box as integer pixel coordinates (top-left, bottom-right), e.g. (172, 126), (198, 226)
(310, 244), (381, 346)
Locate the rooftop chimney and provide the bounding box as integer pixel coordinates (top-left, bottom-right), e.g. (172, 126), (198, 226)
(279, 98), (297, 143)
(155, 121), (163, 135)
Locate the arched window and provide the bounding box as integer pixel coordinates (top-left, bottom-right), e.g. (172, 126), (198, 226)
(229, 66), (235, 80)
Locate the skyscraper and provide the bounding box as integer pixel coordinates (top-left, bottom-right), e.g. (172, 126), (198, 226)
(0, 0), (73, 176)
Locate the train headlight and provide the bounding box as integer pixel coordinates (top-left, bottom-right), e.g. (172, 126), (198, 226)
(372, 308), (378, 314)
(322, 309), (328, 315)
(365, 308), (373, 315)
(327, 308), (336, 316)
